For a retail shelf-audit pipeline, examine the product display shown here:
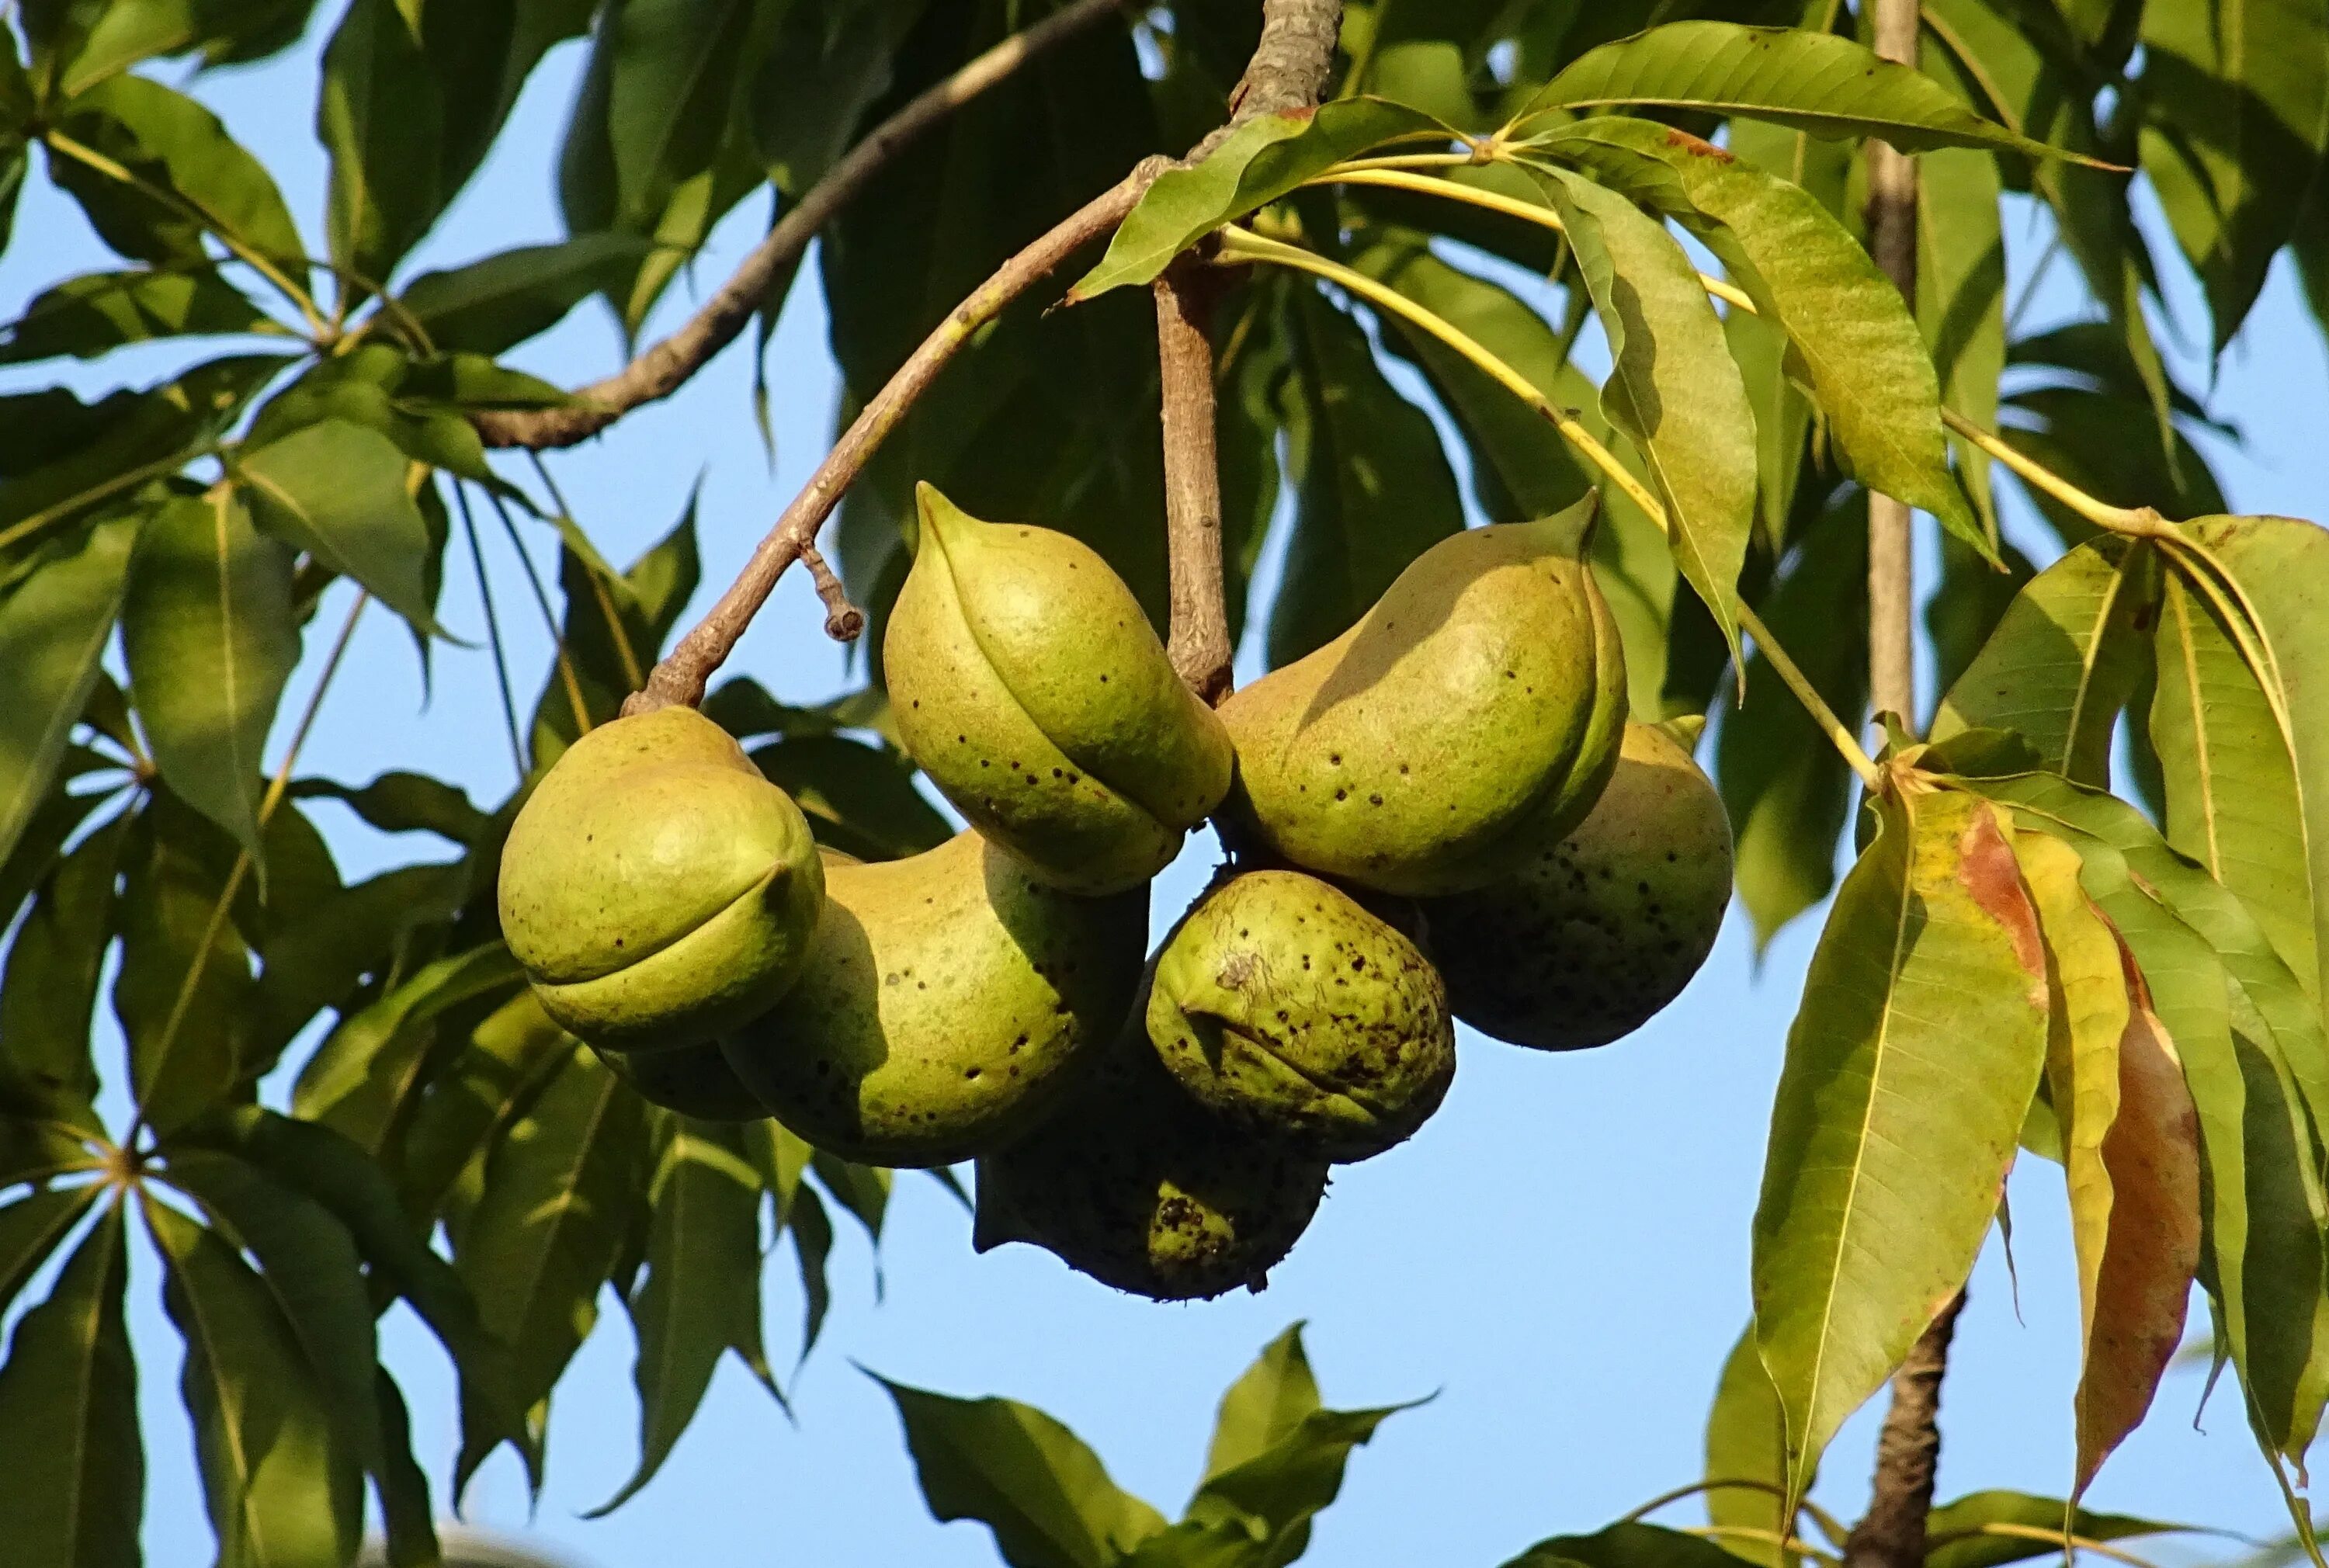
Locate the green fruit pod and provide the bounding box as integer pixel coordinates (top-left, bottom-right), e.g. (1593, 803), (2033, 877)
(1147, 871), (1454, 1162)
(975, 996), (1328, 1302)
(592, 1040), (772, 1122)
(1420, 720), (1731, 1049)
(719, 831), (1147, 1167)
(886, 484), (1234, 893)
(1217, 494), (1626, 896)
(497, 706), (824, 1051)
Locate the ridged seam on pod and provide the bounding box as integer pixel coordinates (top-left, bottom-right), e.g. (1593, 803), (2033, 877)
(1421, 719), (1732, 1050)
(1217, 493), (1626, 896)
(1148, 870), (1454, 1162)
(974, 983), (1328, 1302)
(886, 484), (1234, 894)
(497, 706), (825, 1050)
(718, 830), (1147, 1167)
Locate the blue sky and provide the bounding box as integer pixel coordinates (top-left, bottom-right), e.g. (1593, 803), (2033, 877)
(7, 15), (2327, 1568)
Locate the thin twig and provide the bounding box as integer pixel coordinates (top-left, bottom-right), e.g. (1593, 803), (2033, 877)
(1154, 257), (1234, 702)
(1617, 1477), (1790, 1525)
(1939, 409), (2178, 536)
(1968, 1523), (2164, 1568)
(1687, 1525), (1844, 1565)
(484, 487), (590, 737)
(798, 545), (865, 640)
(474, 0), (1137, 449)
(627, 0), (1351, 713)
(455, 484), (526, 779)
(1842, 1290), (1966, 1568)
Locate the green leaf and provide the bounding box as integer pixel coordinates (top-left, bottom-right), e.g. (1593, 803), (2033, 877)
(1927, 533), (2034, 708)
(50, 71), (305, 273)
(0, 265), (280, 363)
(1519, 22), (2098, 162)
(1527, 162), (1757, 661)
(238, 418), (443, 635)
(1753, 787), (2050, 1497)
(1204, 1323), (1322, 1482)
(121, 487), (297, 860)
(1504, 1521), (1749, 1568)
(2139, 0), (2329, 349)
(291, 942), (521, 1151)
(881, 1376), (1169, 1568)
(1915, 46), (2007, 538)
(317, 0), (443, 287)
(0, 512), (135, 869)
(113, 800), (252, 1136)
(146, 1195), (364, 1568)
(788, 1179), (835, 1362)
(46, 0), (320, 97)
(745, 0), (920, 194)
(397, 234), (651, 356)
(289, 768), (486, 845)
(591, 1121), (772, 1515)
(0, 809), (131, 1115)
(1265, 284), (1464, 667)
(453, 1042), (647, 1493)
(1182, 1400), (1409, 1565)
(1702, 1326), (1789, 1567)
(1073, 99), (1456, 298)
(160, 1148), (387, 1481)
(0, 1201), (141, 1568)
(1925, 1490), (2199, 1568)
(0, 1185), (101, 1320)
(1718, 494), (1867, 949)
(1932, 537), (2160, 786)
(810, 1149), (889, 1244)
(529, 495), (700, 758)
(1995, 388), (2227, 539)
(1543, 119), (1984, 555)
(748, 733), (949, 862)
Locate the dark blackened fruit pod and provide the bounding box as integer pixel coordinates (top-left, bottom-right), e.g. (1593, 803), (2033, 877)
(1147, 871), (1453, 1162)
(720, 831), (1146, 1167)
(885, 484), (1233, 893)
(1420, 720), (1730, 1049)
(592, 1040), (771, 1122)
(974, 1000), (1328, 1302)
(1216, 494), (1626, 896)
(497, 706), (824, 1051)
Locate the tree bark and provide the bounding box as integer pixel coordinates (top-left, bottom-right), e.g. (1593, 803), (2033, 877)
(1844, 1291), (1966, 1568)
(1863, 0), (1921, 731)
(1155, 258), (1234, 703)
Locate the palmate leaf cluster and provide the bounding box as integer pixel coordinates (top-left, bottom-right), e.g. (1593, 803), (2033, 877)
(4, 1), (2329, 1565)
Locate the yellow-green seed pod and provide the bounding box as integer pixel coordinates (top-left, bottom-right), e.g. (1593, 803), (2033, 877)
(592, 1040), (771, 1122)
(719, 831), (1147, 1167)
(498, 706), (824, 1051)
(974, 990), (1328, 1302)
(1147, 871), (1453, 1162)
(1421, 720), (1731, 1049)
(1217, 495), (1626, 896)
(886, 484), (1233, 893)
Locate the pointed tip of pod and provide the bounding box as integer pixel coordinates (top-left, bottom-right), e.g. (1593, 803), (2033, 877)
(1523, 488), (1602, 557)
(913, 480), (981, 560)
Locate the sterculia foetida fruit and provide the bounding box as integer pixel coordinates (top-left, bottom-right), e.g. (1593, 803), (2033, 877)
(1147, 871), (1453, 1161)
(719, 830), (1146, 1167)
(497, 706), (824, 1051)
(976, 981), (1328, 1301)
(592, 1040), (770, 1122)
(1420, 720), (1731, 1049)
(885, 484), (1233, 893)
(1215, 495), (1626, 896)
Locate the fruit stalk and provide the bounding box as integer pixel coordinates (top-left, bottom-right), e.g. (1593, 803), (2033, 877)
(1154, 258), (1236, 702)
(473, 0), (1140, 449)
(627, 0), (1348, 715)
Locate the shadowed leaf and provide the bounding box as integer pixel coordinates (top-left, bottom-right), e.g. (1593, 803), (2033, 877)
(0, 512), (135, 869)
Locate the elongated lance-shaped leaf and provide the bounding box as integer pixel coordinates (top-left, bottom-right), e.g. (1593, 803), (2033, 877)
(0, 1185), (99, 1319)
(1934, 538), (2161, 786)
(1205, 1323), (1323, 1483)
(881, 1375), (1168, 1568)
(1753, 786), (2050, 1502)
(113, 800), (252, 1137)
(121, 487), (297, 864)
(1924, 1490), (2203, 1568)
(0, 265), (279, 365)
(1517, 22), (2102, 163)
(1525, 162), (1756, 664)
(1702, 1324), (1793, 1567)
(291, 942), (523, 1153)
(236, 418), (445, 637)
(1504, 1521), (1748, 1568)
(146, 1194), (365, 1568)
(2155, 517), (2329, 1006)
(0, 513), (136, 870)
(1072, 100), (1458, 299)
(590, 1119), (776, 1517)
(1535, 118), (1984, 555)
(0, 1198), (139, 1568)
(1180, 1398), (1412, 1562)
(1916, 36), (2008, 539)
(2, 808), (130, 1116)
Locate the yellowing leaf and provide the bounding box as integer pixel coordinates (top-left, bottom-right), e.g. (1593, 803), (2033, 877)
(1702, 1326), (1791, 1567)
(1753, 786), (2050, 1500)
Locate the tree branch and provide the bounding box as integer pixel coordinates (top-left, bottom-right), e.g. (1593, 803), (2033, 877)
(1864, 0), (1920, 732)
(1844, 1289), (1966, 1568)
(626, 0), (1348, 714)
(1155, 257), (1234, 703)
(473, 0), (1137, 450)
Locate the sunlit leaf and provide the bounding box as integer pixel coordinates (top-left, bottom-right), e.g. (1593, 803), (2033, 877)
(0, 1200), (139, 1568)
(292, 942), (522, 1153)
(1753, 786), (2050, 1497)
(1924, 1490), (2199, 1568)
(1503, 1520), (1747, 1568)
(121, 487), (297, 860)
(0, 265), (279, 363)
(1702, 1325), (1790, 1567)
(1916, 45), (2007, 536)
(397, 234), (651, 356)
(238, 418), (443, 636)
(0, 512), (135, 869)
(1204, 1323), (1322, 1483)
